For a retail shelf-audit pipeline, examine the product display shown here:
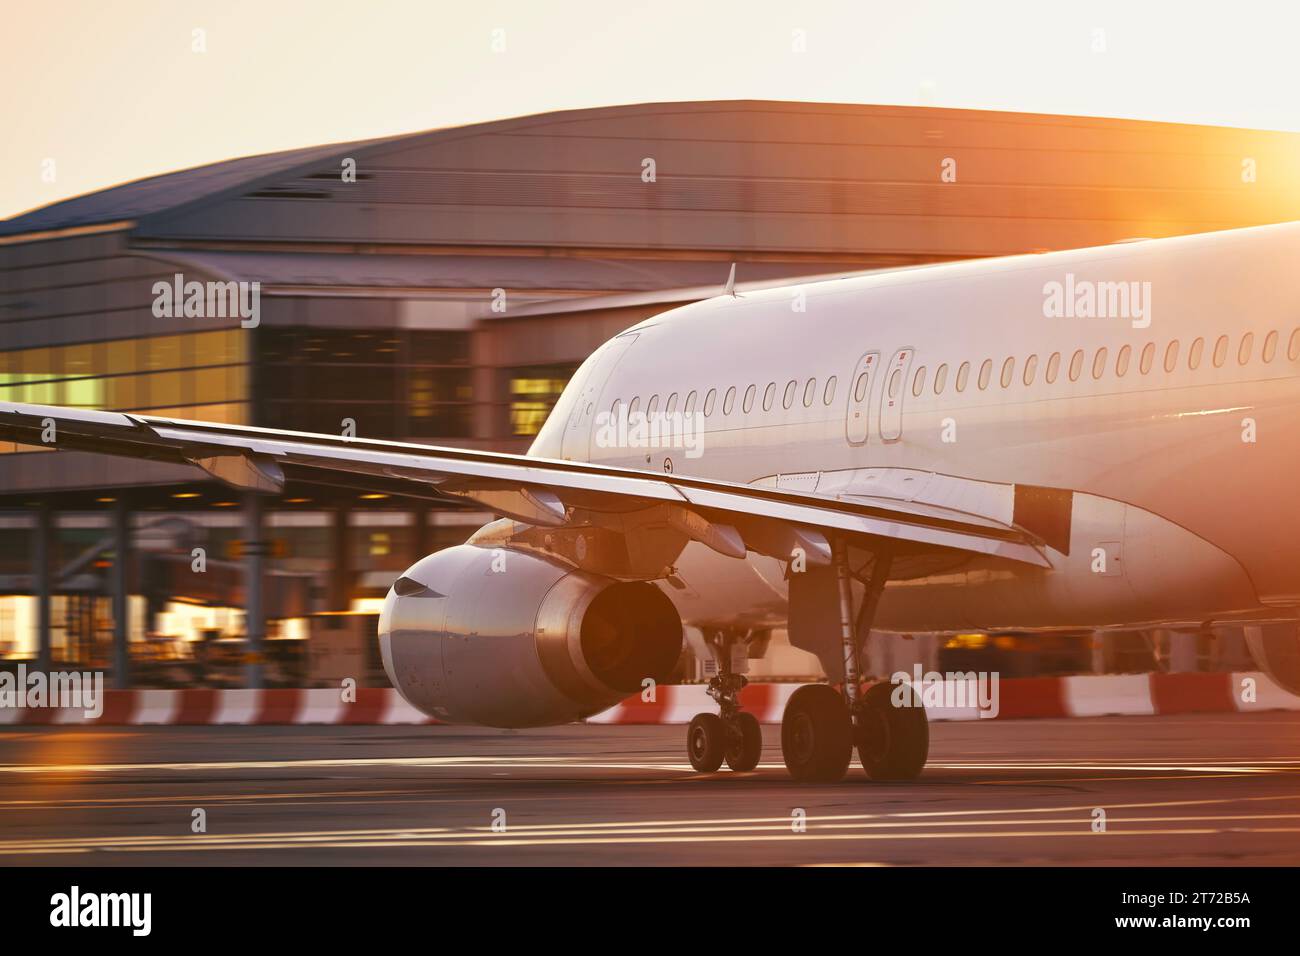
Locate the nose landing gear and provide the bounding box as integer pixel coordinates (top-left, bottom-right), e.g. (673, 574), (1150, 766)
(686, 633), (763, 773)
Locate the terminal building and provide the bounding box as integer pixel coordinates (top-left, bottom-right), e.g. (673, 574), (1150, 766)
(3, 100), (1297, 685)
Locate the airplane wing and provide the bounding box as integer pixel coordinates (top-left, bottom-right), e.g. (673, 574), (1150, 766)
(0, 402), (1051, 572)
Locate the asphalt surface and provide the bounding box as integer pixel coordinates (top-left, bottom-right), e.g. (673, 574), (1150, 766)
(0, 713), (1297, 866)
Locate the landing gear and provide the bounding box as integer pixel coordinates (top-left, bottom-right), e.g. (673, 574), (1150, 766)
(780, 684), (852, 781)
(854, 681), (929, 780)
(685, 632), (763, 773)
(725, 710), (762, 772)
(779, 539), (929, 783)
(686, 712), (725, 772)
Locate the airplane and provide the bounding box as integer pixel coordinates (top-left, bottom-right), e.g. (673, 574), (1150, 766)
(4, 220), (1300, 783)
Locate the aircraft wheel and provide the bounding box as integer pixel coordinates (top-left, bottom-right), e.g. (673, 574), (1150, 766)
(781, 684), (852, 782)
(686, 712), (726, 772)
(855, 681), (929, 780)
(724, 711), (762, 772)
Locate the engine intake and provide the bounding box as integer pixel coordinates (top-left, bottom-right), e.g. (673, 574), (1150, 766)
(379, 544), (683, 727)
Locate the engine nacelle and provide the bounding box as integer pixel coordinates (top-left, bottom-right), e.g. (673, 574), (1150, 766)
(1245, 623), (1300, 697)
(379, 544), (683, 727)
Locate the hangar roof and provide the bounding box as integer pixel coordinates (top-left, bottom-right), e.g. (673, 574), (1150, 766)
(0, 136), (403, 237)
(8, 100), (1300, 257)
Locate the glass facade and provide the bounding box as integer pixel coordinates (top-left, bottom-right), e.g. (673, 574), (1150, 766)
(508, 363), (578, 436)
(0, 326), (480, 450)
(256, 327), (473, 439)
(0, 330), (249, 452)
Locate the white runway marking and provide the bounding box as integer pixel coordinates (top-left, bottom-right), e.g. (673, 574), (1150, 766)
(1, 755), (1296, 776)
(0, 755), (698, 775)
(3, 794), (1300, 856)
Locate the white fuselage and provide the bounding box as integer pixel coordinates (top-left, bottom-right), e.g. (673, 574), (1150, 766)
(530, 222), (1300, 634)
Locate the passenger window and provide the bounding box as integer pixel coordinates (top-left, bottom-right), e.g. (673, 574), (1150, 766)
(1116, 345), (1131, 377)
(1092, 347), (1108, 380)
(629, 396), (641, 417)
(684, 391), (697, 415)
(977, 359), (992, 390)
(763, 382), (776, 411)
(912, 366), (927, 397)
(956, 361), (970, 392)
(742, 385), (756, 413)
(823, 376), (836, 405)
(887, 368), (902, 399)
(934, 363), (948, 394)
(647, 394), (660, 417)
(703, 389), (716, 416)
(1045, 352), (1060, 384)
(1263, 331), (1279, 363)
(1238, 332), (1254, 365)
(1140, 342), (1155, 374)
(1023, 354), (1038, 386)
(723, 386), (736, 415)
(1212, 335), (1229, 368)
(1164, 340), (1180, 373)
(610, 398), (621, 417)
(666, 392), (678, 415)
(1290, 329), (1300, 361)
(1069, 349), (1084, 381)
(1000, 357), (1015, 388)
(1188, 337), (1204, 370)
(803, 378), (816, 407)
(783, 380), (797, 409)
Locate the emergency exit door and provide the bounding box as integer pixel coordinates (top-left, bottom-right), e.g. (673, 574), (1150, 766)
(879, 347), (914, 442)
(844, 351), (878, 445)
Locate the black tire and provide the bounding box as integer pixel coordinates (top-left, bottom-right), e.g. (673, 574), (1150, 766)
(781, 684), (853, 782)
(724, 711), (763, 772)
(854, 681), (929, 780)
(686, 712), (726, 773)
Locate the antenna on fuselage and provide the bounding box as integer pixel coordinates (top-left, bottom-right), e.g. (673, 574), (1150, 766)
(723, 262), (738, 297)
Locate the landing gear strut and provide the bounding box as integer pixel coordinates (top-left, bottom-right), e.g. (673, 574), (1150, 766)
(686, 632), (763, 773)
(779, 539), (929, 783)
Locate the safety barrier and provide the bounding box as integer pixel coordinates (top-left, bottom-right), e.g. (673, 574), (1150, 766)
(0, 672), (1294, 726)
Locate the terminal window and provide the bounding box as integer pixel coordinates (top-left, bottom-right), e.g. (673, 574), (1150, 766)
(256, 327), (473, 440)
(0, 330), (249, 454)
(508, 364), (577, 436)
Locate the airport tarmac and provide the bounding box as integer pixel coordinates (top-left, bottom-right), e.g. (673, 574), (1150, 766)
(0, 713), (1298, 866)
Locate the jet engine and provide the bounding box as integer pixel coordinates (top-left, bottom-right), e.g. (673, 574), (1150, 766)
(379, 544), (683, 727)
(1245, 623), (1300, 697)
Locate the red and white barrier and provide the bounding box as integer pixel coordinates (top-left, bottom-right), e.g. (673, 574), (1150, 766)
(0, 672), (1296, 726)
(591, 671), (1300, 724)
(0, 687), (438, 727)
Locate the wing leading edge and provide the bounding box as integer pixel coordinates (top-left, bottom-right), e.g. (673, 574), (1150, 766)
(0, 402), (1051, 570)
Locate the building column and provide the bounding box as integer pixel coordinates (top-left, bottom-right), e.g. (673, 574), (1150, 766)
(1167, 629), (1200, 673)
(34, 503), (52, 673)
(330, 505), (351, 611)
(111, 499), (130, 689)
(412, 502), (430, 563)
(243, 491), (265, 689)
(920, 632), (940, 674)
(1090, 629), (1109, 674)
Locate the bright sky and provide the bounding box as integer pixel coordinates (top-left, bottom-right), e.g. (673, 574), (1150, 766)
(5, 0), (1300, 220)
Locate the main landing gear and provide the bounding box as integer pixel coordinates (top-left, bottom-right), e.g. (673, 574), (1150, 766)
(685, 540), (929, 782)
(686, 632), (763, 773)
(784, 541), (928, 782)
